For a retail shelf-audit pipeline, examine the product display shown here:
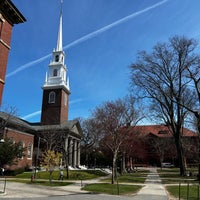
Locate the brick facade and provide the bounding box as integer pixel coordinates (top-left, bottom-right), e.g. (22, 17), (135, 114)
(4, 128), (34, 170)
(41, 88), (69, 125)
(0, 1), (27, 170)
(0, 14), (12, 104)
(0, 1), (26, 105)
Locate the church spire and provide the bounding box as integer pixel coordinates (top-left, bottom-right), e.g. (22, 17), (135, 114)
(56, 0), (63, 51)
(41, 0), (70, 125)
(43, 0), (70, 94)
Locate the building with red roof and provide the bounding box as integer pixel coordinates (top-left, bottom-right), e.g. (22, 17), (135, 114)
(124, 125), (198, 168)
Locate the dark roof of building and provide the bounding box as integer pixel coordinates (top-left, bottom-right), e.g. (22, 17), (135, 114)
(127, 124), (197, 138)
(0, 111), (34, 132)
(0, 112), (82, 138)
(0, 0), (26, 25)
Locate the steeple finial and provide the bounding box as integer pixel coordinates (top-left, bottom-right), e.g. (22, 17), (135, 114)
(56, 0), (63, 51)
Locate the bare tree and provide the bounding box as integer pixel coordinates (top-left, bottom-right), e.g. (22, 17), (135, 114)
(0, 106), (26, 168)
(92, 96), (140, 184)
(130, 36), (197, 176)
(147, 135), (175, 167)
(37, 126), (73, 179)
(0, 106), (18, 138)
(80, 118), (100, 167)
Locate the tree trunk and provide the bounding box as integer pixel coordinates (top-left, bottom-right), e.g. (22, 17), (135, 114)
(49, 171), (53, 184)
(174, 134), (186, 176)
(121, 152), (126, 174)
(195, 114), (200, 182)
(111, 150), (118, 184)
(64, 152), (69, 179)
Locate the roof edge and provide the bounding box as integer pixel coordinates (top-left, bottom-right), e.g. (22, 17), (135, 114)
(0, 0), (26, 24)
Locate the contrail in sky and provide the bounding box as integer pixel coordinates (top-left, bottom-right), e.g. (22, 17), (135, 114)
(6, 0), (168, 78)
(22, 110), (41, 120)
(22, 98), (83, 120)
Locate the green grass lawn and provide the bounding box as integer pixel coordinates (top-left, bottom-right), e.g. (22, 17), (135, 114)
(158, 168), (198, 184)
(116, 173), (146, 183)
(103, 170), (148, 184)
(158, 167), (200, 199)
(15, 170), (107, 181)
(82, 183), (142, 195)
(167, 185), (200, 200)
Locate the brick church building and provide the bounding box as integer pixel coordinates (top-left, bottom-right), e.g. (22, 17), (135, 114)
(0, 1), (82, 170)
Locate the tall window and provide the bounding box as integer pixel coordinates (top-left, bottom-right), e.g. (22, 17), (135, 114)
(0, 15), (4, 39)
(53, 69), (58, 76)
(18, 141), (24, 159)
(0, 21), (2, 39)
(27, 142), (33, 159)
(64, 93), (67, 106)
(49, 91), (56, 104)
(55, 55), (59, 62)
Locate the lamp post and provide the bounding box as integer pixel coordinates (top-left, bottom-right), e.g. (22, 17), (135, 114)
(93, 149), (96, 169)
(195, 79), (200, 184)
(0, 139), (6, 194)
(34, 137), (48, 179)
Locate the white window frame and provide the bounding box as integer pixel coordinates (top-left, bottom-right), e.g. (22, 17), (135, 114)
(49, 91), (56, 104)
(27, 142), (33, 159)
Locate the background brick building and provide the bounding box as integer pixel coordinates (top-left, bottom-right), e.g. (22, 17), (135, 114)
(125, 125), (198, 168)
(0, 1), (33, 170)
(0, 0), (26, 105)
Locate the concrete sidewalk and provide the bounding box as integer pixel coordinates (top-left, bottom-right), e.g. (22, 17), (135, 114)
(132, 168), (169, 200)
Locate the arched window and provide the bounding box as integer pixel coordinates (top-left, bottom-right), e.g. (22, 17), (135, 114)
(49, 91), (56, 104)
(18, 141), (24, 159)
(55, 55), (59, 62)
(64, 93), (67, 106)
(27, 142), (33, 159)
(53, 69), (58, 76)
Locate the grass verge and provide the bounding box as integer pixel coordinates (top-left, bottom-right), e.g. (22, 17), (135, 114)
(158, 168), (198, 184)
(117, 173), (146, 183)
(103, 170), (148, 183)
(158, 167), (200, 199)
(15, 170), (107, 180)
(82, 183), (142, 195)
(7, 178), (73, 186)
(167, 185), (200, 200)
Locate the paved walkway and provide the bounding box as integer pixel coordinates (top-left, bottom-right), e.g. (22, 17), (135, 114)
(0, 168), (170, 199)
(132, 168), (169, 200)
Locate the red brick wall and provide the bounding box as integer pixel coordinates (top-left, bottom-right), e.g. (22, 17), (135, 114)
(0, 15), (13, 104)
(41, 88), (69, 125)
(4, 128), (34, 170)
(60, 89), (69, 122)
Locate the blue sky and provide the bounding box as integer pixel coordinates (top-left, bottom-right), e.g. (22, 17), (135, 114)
(3, 0), (200, 122)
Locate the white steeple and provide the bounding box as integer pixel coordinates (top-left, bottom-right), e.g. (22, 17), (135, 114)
(56, 2), (63, 51)
(43, 1), (70, 94)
